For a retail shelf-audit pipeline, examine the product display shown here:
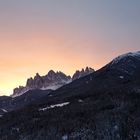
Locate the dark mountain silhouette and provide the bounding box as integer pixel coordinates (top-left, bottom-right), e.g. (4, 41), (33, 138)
(0, 51), (140, 140)
(0, 90), (52, 113)
(0, 67), (94, 115)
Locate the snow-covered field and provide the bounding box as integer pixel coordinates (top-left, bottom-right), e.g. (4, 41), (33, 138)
(39, 102), (70, 111)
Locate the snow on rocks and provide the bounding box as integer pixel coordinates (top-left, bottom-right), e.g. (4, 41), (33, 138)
(62, 135), (68, 140)
(119, 76), (124, 79)
(1, 108), (8, 113)
(111, 51), (140, 65)
(11, 89), (29, 98)
(39, 102), (70, 111)
(78, 99), (83, 103)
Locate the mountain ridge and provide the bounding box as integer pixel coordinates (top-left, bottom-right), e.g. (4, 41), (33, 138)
(0, 51), (140, 139)
(12, 67), (94, 97)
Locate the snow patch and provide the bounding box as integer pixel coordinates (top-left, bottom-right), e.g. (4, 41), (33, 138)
(62, 135), (68, 140)
(1, 108), (8, 113)
(90, 76), (93, 81)
(119, 76), (124, 79)
(111, 51), (140, 64)
(12, 82), (69, 98)
(12, 127), (20, 132)
(41, 84), (62, 90)
(66, 79), (72, 84)
(39, 102), (70, 111)
(11, 89), (29, 98)
(78, 99), (83, 103)
(41, 80), (72, 90)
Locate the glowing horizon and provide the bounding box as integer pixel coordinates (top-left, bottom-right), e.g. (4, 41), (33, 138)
(0, 0), (140, 95)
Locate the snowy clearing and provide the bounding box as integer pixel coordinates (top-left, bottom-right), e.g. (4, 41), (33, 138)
(39, 102), (70, 111)
(1, 108), (8, 113)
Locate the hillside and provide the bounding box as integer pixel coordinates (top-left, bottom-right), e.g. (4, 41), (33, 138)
(0, 51), (140, 140)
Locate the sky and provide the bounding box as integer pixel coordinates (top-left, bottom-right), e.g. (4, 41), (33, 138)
(0, 0), (140, 95)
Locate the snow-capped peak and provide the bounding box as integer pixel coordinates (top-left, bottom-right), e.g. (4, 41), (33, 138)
(111, 51), (140, 65)
(105, 51), (140, 76)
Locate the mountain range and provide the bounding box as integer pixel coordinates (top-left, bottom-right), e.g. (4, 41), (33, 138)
(0, 51), (140, 140)
(0, 67), (94, 114)
(12, 67), (94, 97)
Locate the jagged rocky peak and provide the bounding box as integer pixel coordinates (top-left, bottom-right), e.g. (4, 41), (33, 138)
(12, 70), (72, 97)
(12, 67), (94, 97)
(34, 73), (41, 79)
(13, 86), (29, 97)
(26, 77), (34, 87)
(46, 70), (71, 82)
(47, 70), (56, 77)
(72, 67), (94, 81)
(85, 67), (94, 73)
(13, 86), (25, 95)
(56, 71), (71, 81)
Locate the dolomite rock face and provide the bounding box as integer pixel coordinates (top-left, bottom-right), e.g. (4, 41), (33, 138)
(12, 70), (71, 97)
(12, 67), (94, 97)
(72, 67), (94, 81)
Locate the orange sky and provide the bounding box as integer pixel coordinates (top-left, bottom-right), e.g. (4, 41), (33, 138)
(0, 34), (103, 95)
(0, 0), (140, 95)
(0, 33), (137, 95)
